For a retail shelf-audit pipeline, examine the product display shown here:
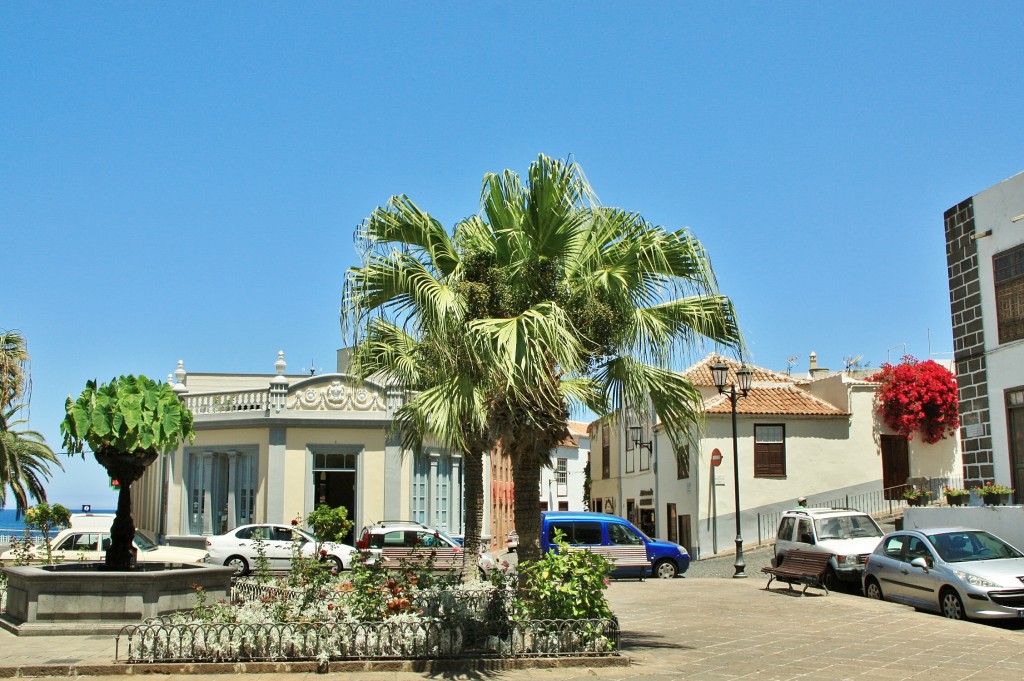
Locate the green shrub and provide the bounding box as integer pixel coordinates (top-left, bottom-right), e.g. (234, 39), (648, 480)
(514, 528), (613, 621)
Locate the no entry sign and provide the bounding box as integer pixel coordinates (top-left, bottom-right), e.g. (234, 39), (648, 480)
(710, 448), (723, 467)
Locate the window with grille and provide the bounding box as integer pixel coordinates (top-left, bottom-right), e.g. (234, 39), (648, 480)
(754, 424), (786, 477)
(995, 244), (1024, 344)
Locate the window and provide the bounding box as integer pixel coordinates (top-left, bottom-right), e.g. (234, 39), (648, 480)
(601, 426), (610, 478)
(676, 443), (690, 479)
(412, 451), (462, 533)
(995, 244), (1024, 344)
(609, 523), (643, 545)
(754, 424), (786, 477)
(186, 449), (258, 535)
(777, 516), (796, 542)
(555, 457), (568, 496)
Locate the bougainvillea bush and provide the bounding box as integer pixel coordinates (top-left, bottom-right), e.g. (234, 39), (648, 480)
(869, 356), (959, 444)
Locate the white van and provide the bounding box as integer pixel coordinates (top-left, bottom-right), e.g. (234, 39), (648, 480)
(774, 507), (884, 589)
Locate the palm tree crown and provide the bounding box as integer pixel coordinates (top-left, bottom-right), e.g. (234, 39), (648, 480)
(345, 154), (742, 563)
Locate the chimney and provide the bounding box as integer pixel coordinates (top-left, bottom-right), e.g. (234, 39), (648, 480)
(808, 351), (830, 379)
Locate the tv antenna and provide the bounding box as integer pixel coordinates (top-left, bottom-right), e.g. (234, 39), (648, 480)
(844, 355), (863, 372)
(786, 355), (799, 374)
(302, 359), (323, 376)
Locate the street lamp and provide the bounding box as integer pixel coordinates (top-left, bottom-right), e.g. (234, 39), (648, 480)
(711, 360), (753, 578)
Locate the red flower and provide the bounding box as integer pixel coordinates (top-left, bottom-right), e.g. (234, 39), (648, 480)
(291, 519), (298, 526)
(869, 356), (959, 444)
(327, 603), (334, 611)
(320, 549), (327, 556)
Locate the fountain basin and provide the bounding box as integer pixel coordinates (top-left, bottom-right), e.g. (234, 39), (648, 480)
(1, 562), (234, 636)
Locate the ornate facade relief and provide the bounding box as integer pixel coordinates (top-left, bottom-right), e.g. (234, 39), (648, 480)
(287, 378), (386, 412)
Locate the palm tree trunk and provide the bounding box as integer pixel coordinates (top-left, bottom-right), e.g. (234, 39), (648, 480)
(512, 454), (543, 564)
(461, 448), (484, 582)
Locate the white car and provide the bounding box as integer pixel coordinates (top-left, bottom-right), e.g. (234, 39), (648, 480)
(204, 523), (357, 576)
(0, 525), (210, 564)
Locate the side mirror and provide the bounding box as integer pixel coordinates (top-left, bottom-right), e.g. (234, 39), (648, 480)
(910, 556), (929, 571)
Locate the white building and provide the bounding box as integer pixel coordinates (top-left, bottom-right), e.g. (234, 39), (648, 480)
(945, 171), (1024, 495)
(589, 353), (962, 559)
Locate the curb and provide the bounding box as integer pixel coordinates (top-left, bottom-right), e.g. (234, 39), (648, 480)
(0, 655), (631, 677)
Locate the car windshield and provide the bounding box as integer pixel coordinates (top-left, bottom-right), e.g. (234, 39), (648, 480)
(814, 514), (883, 540)
(928, 530), (1024, 563)
(134, 531), (158, 551)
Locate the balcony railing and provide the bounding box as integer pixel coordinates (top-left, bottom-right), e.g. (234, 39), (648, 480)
(185, 390), (269, 415)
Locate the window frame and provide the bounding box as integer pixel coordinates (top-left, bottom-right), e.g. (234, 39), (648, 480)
(754, 423), (787, 478)
(994, 243), (1024, 344)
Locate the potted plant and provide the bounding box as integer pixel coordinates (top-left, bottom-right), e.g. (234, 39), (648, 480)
(973, 482), (1014, 506)
(61, 375), (194, 570)
(903, 485), (932, 507)
(942, 486), (971, 506)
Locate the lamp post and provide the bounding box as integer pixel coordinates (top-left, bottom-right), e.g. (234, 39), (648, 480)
(711, 360), (753, 578)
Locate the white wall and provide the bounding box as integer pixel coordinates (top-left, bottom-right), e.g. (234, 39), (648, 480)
(903, 505), (1024, 552)
(972, 171), (1024, 486)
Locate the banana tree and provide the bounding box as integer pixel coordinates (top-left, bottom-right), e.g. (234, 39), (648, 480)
(61, 375), (194, 570)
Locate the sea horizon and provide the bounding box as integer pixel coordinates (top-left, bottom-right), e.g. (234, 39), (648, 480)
(0, 506), (117, 532)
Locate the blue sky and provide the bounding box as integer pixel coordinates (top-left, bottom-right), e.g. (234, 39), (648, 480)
(3, 3), (1023, 508)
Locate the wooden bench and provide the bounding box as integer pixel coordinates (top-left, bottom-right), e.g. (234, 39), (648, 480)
(379, 546), (464, 573)
(569, 545), (651, 580)
(761, 549), (832, 596)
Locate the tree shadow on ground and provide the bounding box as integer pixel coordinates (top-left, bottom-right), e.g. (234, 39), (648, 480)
(620, 631), (694, 651)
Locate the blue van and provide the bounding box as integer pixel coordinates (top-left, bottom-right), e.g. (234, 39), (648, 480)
(540, 511), (690, 578)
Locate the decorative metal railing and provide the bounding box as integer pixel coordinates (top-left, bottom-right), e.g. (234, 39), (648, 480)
(185, 390), (269, 415)
(116, 616), (619, 662)
(754, 474), (967, 545)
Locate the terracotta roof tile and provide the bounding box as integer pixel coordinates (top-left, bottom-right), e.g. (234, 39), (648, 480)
(685, 353), (795, 387)
(704, 384), (849, 417)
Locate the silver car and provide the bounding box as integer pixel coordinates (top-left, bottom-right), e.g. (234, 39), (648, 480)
(862, 527), (1024, 620)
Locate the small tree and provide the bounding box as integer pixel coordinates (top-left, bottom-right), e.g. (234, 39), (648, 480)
(870, 356), (959, 444)
(61, 375), (194, 570)
(23, 502), (72, 564)
(305, 504), (354, 552)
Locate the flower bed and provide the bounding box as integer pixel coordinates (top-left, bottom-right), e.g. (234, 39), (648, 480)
(116, 614), (618, 662)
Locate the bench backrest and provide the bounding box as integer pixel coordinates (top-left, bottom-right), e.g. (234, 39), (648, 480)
(782, 549), (832, 573)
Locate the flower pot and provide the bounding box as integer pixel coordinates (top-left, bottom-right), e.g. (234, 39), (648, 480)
(946, 495), (966, 506)
(983, 493), (1009, 506)
(906, 497), (921, 507)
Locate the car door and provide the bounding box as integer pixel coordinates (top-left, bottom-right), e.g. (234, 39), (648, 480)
(269, 526), (297, 568)
(607, 521), (649, 577)
(775, 516), (797, 563)
(897, 535), (940, 610)
(52, 532), (103, 561)
(872, 533), (911, 603)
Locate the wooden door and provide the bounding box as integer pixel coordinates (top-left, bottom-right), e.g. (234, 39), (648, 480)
(881, 435), (910, 500)
(1008, 391), (1024, 501)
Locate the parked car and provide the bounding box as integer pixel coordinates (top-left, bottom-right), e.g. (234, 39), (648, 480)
(0, 521), (209, 565)
(540, 511), (690, 579)
(204, 523), (357, 576)
(862, 527), (1024, 620)
(774, 507), (884, 589)
(356, 520), (493, 575)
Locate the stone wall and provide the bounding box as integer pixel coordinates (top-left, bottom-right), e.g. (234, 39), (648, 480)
(944, 197), (993, 487)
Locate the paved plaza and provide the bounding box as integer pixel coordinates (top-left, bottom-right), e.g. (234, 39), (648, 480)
(2, 573), (1024, 680)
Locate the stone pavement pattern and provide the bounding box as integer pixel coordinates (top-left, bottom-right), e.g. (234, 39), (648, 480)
(2, 577), (1023, 680)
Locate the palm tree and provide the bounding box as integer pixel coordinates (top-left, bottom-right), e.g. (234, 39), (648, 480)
(344, 199), (496, 579)
(0, 404), (63, 517)
(346, 154), (742, 565)
(1, 328), (29, 409)
(0, 328), (62, 517)
(349, 318), (494, 580)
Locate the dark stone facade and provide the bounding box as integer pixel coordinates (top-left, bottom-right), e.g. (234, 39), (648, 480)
(944, 197), (993, 487)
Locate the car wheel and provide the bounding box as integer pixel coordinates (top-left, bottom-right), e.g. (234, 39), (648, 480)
(654, 559), (677, 579)
(226, 555), (250, 576)
(823, 567), (838, 591)
(864, 577), (883, 600)
(940, 588), (967, 620)
(323, 555), (344, 572)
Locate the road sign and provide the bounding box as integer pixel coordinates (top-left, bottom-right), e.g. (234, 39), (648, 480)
(711, 448), (724, 467)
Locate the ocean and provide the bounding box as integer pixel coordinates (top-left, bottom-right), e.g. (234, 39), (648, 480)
(0, 507), (116, 543)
